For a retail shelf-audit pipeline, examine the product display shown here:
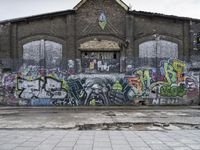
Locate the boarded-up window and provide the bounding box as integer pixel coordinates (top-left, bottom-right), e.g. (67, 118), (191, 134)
(23, 40), (62, 68)
(139, 40), (178, 58)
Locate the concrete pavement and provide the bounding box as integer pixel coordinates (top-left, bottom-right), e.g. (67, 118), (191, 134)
(0, 107), (200, 150)
(0, 130), (200, 150)
(0, 107), (200, 130)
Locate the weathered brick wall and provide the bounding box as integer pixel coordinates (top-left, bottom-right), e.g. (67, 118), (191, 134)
(190, 22), (200, 69)
(132, 15), (188, 58)
(135, 16), (183, 38)
(75, 0), (126, 39)
(18, 17), (66, 40)
(0, 66), (3, 104)
(0, 14), (77, 66)
(0, 24), (11, 58)
(17, 16), (68, 59)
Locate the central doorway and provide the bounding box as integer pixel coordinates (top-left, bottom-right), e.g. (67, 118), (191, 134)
(81, 51), (120, 73)
(79, 38), (121, 73)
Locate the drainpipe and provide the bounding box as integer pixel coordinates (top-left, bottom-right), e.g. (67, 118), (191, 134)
(153, 34), (160, 102)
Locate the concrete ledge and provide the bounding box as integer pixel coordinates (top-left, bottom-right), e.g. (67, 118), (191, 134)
(0, 105), (199, 110)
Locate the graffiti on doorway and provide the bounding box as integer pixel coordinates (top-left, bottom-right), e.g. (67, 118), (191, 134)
(81, 52), (120, 73)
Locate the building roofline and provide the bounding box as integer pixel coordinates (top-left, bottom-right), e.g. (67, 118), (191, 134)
(0, 10), (75, 24)
(74, 0), (129, 11)
(0, 8), (200, 25)
(129, 10), (200, 22)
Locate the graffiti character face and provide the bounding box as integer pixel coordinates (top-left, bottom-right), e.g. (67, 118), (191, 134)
(186, 78), (198, 97)
(68, 60), (74, 68)
(127, 76), (143, 96)
(84, 78), (110, 106)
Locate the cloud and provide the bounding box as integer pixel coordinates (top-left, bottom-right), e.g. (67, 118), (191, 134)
(125, 0), (200, 19)
(0, 0), (79, 21)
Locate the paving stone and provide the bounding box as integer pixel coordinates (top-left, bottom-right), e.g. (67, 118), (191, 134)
(0, 143), (18, 149)
(20, 141), (41, 147)
(0, 139), (13, 143)
(149, 144), (172, 150)
(76, 139), (93, 145)
(178, 139), (199, 144)
(171, 147), (192, 150)
(34, 144), (56, 150)
(145, 140), (163, 144)
(94, 138), (110, 142)
(93, 148), (112, 150)
(60, 137), (78, 142)
(28, 138), (46, 142)
(164, 142), (184, 147)
(56, 141), (76, 147)
(187, 144), (200, 150)
(14, 147), (35, 150)
(112, 145), (132, 150)
(132, 147), (152, 150)
(127, 138), (144, 142)
(73, 145), (93, 150)
(78, 137), (94, 140)
(0, 130), (199, 150)
(41, 140), (60, 145)
(0, 141), (6, 145)
(93, 141), (111, 147)
(159, 138), (177, 142)
(7, 139), (27, 144)
(129, 141), (148, 147)
(111, 140), (129, 145)
(53, 147), (73, 150)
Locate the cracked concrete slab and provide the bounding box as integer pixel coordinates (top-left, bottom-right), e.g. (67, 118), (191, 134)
(0, 107), (199, 131)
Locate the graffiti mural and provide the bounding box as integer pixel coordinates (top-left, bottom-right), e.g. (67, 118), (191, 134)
(125, 58), (199, 105)
(0, 58), (199, 106)
(0, 72), (17, 105)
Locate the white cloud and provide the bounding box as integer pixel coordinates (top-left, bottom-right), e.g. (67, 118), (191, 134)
(125, 0), (200, 19)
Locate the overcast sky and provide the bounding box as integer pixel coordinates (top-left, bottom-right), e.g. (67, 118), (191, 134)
(0, 0), (200, 21)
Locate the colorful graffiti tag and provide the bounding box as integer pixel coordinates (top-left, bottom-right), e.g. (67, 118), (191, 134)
(0, 58), (199, 106)
(126, 59), (199, 98)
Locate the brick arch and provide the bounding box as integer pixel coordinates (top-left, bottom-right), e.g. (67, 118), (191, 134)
(18, 35), (66, 68)
(76, 35), (124, 58)
(139, 40), (178, 58)
(77, 35), (124, 45)
(134, 34), (183, 58)
(18, 35), (66, 60)
(79, 39), (120, 50)
(137, 34), (182, 45)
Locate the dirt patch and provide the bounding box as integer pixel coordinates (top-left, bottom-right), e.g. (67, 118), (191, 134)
(102, 111), (116, 116)
(74, 122), (200, 131)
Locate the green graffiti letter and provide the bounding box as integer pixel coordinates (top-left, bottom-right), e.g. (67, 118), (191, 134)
(164, 62), (176, 84)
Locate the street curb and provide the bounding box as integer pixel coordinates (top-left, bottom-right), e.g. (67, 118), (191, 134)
(0, 106), (199, 111)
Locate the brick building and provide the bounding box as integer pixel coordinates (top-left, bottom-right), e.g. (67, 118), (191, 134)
(0, 0), (199, 106)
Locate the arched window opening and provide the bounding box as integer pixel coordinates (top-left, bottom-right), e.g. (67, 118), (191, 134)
(139, 40), (178, 58)
(23, 39), (62, 68)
